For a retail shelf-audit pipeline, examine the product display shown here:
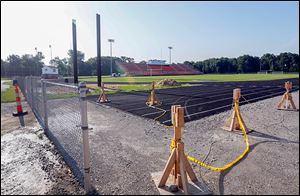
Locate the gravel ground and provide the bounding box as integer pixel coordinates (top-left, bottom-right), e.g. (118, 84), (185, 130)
(1, 102), (85, 195)
(87, 91), (299, 195)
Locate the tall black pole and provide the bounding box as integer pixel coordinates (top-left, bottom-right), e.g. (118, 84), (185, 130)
(72, 19), (78, 84)
(96, 14), (101, 87)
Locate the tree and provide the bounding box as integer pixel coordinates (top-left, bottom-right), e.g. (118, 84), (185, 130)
(260, 53), (276, 71)
(237, 55), (260, 73)
(50, 57), (70, 76)
(6, 54), (22, 76)
(1, 59), (8, 77)
(276, 52), (299, 72)
(67, 49), (85, 76)
(289, 53), (299, 72)
(120, 56), (135, 63)
(139, 60), (147, 64)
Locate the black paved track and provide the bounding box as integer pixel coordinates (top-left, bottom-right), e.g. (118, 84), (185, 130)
(87, 78), (299, 126)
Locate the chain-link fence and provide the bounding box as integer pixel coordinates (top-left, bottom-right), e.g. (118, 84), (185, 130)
(15, 76), (92, 192)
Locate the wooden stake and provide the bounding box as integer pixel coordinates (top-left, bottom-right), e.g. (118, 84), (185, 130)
(97, 82), (109, 103)
(147, 81), (158, 106)
(277, 81), (297, 110)
(222, 88), (249, 133)
(158, 105), (198, 195)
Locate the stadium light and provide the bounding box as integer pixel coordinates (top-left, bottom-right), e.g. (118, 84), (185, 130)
(49, 45), (52, 63)
(168, 46), (173, 64)
(108, 39), (115, 76)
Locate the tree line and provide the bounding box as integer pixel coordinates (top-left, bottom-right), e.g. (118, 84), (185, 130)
(1, 50), (299, 77)
(184, 52), (299, 73)
(1, 49), (133, 77)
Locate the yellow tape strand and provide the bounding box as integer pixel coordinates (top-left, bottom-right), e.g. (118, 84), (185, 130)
(147, 92), (250, 171)
(146, 102), (173, 128)
(170, 100), (250, 171)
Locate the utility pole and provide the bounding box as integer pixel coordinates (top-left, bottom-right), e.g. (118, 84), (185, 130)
(108, 39), (114, 76)
(96, 14), (101, 87)
(72, 19), (78, 84)
(49, 45), (52, 64)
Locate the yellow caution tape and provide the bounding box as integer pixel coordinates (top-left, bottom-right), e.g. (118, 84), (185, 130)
(146, 102), (173, 128)
(170, 100), (250, 171)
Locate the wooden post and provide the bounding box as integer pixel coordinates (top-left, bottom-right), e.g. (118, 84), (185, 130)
(222, 88), (249, 133)
(158, 105), (198, 195)
(277, 81), (297, 110)
(147, 81), (158, 106)
(97, 82), (109, 103)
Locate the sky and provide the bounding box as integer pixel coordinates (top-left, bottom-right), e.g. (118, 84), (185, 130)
(1, 1), (299, 64)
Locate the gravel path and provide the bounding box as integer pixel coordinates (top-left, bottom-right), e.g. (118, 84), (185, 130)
(87, 91), (299, 195)
(1, 102), (85, 195)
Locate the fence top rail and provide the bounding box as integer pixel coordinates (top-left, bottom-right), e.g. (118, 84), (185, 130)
(42, 80), (79, 89)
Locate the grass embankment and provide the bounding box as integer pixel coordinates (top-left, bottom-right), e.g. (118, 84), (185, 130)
(79, 74), (299, 83)
(1, 81), (15, 103)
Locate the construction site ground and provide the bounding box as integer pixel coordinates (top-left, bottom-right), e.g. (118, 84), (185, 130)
(87, 90), (299, 195)
(1, 82), (299, 195)
(1, 102), (85, 195)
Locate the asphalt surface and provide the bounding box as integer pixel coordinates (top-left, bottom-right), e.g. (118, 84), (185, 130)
(87, 78), (299, 126)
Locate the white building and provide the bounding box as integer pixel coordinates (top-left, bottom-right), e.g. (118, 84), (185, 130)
(41, 65), (59, 79)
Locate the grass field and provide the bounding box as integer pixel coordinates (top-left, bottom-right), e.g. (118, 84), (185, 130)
(1, 81), (15, 103)
(86, 83), (186, 96)
(79, 73), (299, 83)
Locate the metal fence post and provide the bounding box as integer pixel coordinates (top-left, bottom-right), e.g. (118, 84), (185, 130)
(30, 76), (34, 108)
(41, 80), (48, 131)
(79, 82), (92, 193)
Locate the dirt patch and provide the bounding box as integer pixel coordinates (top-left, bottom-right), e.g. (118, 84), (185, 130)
(86, 83), (121, 91)
(155, 79), (181, 86)
(1, 102), (85, 195)
(1, 103), (36, 135)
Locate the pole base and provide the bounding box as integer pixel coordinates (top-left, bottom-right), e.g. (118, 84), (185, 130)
(12, 111), (28, 117)
(221, 126), (252, 135)
(98, 100), (111, 103)
(277, 108), (298, 112)
(151, 171), (211, 195)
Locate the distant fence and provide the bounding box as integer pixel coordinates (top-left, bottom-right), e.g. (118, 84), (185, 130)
(257, 71), (299, 74)
(16, 76), (92, 192)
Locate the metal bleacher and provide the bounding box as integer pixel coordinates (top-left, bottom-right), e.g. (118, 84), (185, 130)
(119, 63), (200, 76)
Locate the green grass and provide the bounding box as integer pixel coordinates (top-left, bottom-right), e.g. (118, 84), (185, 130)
(87, 84), (183, 96)
(47, 93), (79, 100)
(1, 81), (15, 103)
(79, 73), (299, 83)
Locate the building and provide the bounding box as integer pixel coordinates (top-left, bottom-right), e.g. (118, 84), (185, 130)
(41, 65), (59, 79)
(147, 59), (166, 65)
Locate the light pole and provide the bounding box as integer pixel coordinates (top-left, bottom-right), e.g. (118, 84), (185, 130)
(108, 39), (114, 76)
(259, 62), (262, 73)
(49, 45), (52, 63)
(34, 47), (38, 76)
(168, 46), (173, 65)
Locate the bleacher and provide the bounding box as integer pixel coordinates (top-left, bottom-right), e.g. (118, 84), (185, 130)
(118, 62), (200, 76)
